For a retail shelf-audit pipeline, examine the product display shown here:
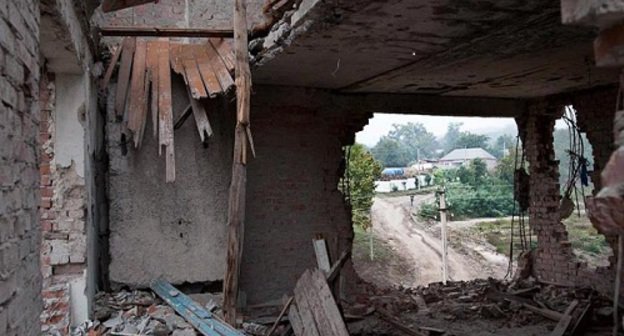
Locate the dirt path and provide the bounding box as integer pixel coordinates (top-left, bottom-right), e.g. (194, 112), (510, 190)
(370, 195), (506, 286)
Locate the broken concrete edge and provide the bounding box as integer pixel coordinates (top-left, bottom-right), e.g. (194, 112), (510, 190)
(251, 0), (328, 67)
(561, 0), (624, 29)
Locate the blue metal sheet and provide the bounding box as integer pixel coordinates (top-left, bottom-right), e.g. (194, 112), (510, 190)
(150, 279), (245, 336)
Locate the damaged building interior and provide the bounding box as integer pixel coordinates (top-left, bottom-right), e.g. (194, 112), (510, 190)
(2, 0), (624, 335)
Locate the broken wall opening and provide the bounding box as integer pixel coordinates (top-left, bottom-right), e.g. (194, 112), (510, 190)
(348, 113), (521, 288)
(553, 106), (612, 269)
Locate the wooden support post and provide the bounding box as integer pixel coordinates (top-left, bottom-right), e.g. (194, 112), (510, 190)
(224, 0), (252, 326)
(439, 189), (448, 285)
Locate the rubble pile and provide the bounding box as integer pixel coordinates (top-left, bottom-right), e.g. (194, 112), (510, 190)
(74, 290), (200, 336)
(349, 277), (616, 335)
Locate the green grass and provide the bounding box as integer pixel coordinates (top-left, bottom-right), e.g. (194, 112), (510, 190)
(563, 215), (610, 257)
(352, 225), (395, 262)
(469, 216), (610, 264)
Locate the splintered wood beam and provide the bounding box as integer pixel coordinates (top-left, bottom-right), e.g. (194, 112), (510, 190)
(100, 26), (234, 38)
(223, 0), (252, 326)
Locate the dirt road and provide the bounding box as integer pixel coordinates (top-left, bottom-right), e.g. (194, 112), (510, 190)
(370, 195), (507, 286)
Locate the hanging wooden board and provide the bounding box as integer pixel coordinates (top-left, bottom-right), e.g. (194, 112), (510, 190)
(205, 42), (235, 91)
(127, 39), (148, 148)
(185, 86), (213, 143)
(115, 37), (136, 119)
(103, 42), (124, 89)
(210, 38), (236, 72)
(192, 46), (222, 97)
(146, 41), (160, 139)
(183, 59), (209, 99)
(157, 38), (175, 182)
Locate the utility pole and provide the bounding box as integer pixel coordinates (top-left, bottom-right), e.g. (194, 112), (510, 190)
(438, 189), (448, 284)
(369, 209), (374, 261)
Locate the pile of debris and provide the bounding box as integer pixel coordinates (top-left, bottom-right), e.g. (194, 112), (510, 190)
(346, 277), (616, 335)
(75, 289), (196, 335)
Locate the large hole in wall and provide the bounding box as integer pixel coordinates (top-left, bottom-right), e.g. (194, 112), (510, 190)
(343, 113), (522, 288)
(554, 106), (612, 269)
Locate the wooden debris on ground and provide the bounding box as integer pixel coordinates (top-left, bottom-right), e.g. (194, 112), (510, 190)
(106, 34), (236, 182)
(290, 269), (349, 336)
(151, 279), (244, 336)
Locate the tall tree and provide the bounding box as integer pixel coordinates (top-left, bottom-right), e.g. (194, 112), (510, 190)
(442, 122), (463, 153)
(372, 122), (438, 166)
(347, 144), (382, 229)
(453, 132), (491, 150)
(490, 134), (515, 159)
(371, 136), (410, 167)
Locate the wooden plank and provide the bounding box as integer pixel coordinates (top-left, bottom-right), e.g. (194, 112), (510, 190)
(193, 46), (222, 97)
(157, 38), (175, 182)
(210, 38), (236, 72)
(288, 304), (304, 336)
(326, 249), (350, 284)
(293, 271), (321, 336)
(223, 0), (253, 325)
(127, 39), (148, 148)
(150, 280), (244, 336)
(100, 26), (234, 38)
(146, 41), (159, 139)
(186, 87), (213, 143)
(266, 296), (294, 336)
(376, 308), (427, 336)
(102, 0), (157, 12)
(313, 239), (331, 274)
(102, 42), (124, 89)
(306, 269), (349, 336)
(183, 59), (209, 99)
(549, 300), (579, 336)
(522, 303), (563, 322)
(169, 43), (186, 76)
(114, 37), (136, 119)
(204, 42), (235, 91)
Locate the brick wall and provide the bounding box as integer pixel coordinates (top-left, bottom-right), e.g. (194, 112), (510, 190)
(241, 87), (371, 304)
(0, 1), (43, 335)
(525, 88), (621, 296)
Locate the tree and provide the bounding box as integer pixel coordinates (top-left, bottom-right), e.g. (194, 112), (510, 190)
(442, 122), (463, 153)
(347, 144), (382, 229)
(469, 158), (488, 185)
(372, 123), (438, 166)
(495, 148), (517, 185)
(370, 136), (409, 167)
(490, 134), (515, 159)
(387, 122), (438, 160)
(453, 132), (490, 150)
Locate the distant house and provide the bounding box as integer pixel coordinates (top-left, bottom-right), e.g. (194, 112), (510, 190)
(437, 147), (498, 170)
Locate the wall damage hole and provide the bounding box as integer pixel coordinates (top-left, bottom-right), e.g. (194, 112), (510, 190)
(346, 113), (519, 288)
(554, 106), (612, 269)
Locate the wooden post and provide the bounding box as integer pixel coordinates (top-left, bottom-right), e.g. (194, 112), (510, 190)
(439, 190), (448, 285)
(224, 0), (252, 326)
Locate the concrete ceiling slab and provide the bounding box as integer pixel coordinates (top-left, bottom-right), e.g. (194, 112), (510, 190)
(253, 0), (618, 98)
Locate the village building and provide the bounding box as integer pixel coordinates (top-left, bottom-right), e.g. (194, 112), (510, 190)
(437, 148), (498, 171)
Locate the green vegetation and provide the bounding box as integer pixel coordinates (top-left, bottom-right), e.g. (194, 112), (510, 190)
(352, 225), (394, 262)
(371, 123), (438, 167)
(469, 216), (610, 265)
(345, 144), (382, 229)
(418, 158), (516, 220)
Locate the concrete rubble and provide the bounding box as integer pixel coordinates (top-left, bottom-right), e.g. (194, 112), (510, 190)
(345, 277), (616, 335)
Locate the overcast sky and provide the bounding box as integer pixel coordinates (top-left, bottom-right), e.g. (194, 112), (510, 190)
(356, 113), (518, 147)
